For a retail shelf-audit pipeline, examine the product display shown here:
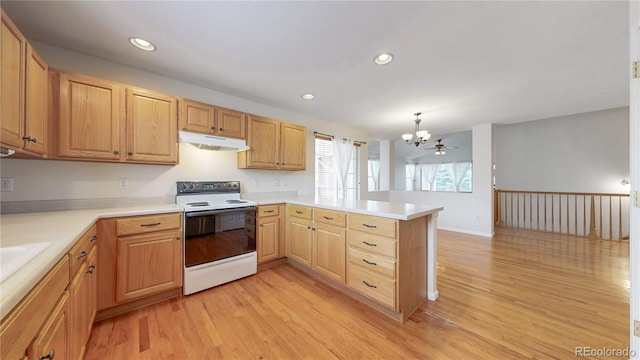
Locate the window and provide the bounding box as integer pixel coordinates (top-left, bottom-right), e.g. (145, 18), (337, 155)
(315, 137), (360, 199)
(368, 159), (380, 191)
(418, 161), (472, 192)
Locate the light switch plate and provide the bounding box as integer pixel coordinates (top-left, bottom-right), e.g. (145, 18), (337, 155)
(1, 177), (14, 192)
(635, 319), (640, 337)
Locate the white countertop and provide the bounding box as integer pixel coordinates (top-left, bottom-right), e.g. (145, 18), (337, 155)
(247, 196), (444, 221)
(0, 204), (183, 320)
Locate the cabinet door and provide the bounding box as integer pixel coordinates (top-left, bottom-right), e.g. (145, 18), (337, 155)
(280, 122), (306, 170)
(23, 44), (48, 155)
(1, 11), (26, 149)
(69, 245), (96, 360)
(258, 216), (279, 264)
(126, 88), (178, 164)
(287, 218), (313, 268)
(116, 230), (182, 302)
(27, 293), (68, 360)
(216, 107), (246, 139)
(181, 98), (214, 134)
(57, 72), (123, 160)
(313, 223), (346, 284)
(244, 115), (280, 168)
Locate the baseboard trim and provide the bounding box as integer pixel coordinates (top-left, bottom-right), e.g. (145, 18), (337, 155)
(95, 288), (181, 322)
(438, 226), (494, 238)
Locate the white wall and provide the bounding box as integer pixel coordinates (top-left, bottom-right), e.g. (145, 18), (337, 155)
(0, 41), (366, 203)
(388, 123), (495, 237)
(494, 107), (630, 194)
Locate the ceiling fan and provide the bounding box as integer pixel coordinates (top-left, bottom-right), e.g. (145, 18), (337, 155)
(423, 139), (458, 155)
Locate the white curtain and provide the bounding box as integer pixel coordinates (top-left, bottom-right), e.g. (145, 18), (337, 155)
(332, 138), (354, 199)
(445, 162), (471, 191)
(368, 159), (380, 190)
(421, 163), (441, 191)
(406, 163), (416, 191)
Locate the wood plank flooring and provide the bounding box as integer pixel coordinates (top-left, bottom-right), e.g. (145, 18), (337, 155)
(85, 229), (629, 359)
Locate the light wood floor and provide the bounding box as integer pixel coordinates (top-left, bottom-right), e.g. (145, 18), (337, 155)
(85, 230), (629, 359)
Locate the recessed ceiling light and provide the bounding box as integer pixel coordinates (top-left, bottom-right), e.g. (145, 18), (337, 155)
(374, 53), (393, 65)
(129, 37), (156, 51)
(302, 93), (315, 100)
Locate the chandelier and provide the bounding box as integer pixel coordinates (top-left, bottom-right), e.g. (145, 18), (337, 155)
(402, 112), (431, 147)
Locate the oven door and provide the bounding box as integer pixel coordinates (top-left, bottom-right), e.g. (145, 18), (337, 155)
(184, 207), (256, 268)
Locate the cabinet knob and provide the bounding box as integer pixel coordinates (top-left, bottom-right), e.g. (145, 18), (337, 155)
(90, 235), (98, 242)
(219, 128), (223, 131)
(77, 251), (88, 260)
(39, 349), (55, 360)
(113, 150), (119, 155)
(22, 136), (34, 142)
(128, 151), (133, 156)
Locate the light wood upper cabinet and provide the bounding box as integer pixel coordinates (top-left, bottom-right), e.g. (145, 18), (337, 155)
(1, 10), (26, 150)
(180, 98), (215, 134)
(280, 122), (306, 170)
(50, 70), (179, 165)
(1, 10), (48, 157)
(53, 70), (123, 160)
(126, 87), (178, 164)
(216, 106), (246, 139)
(180, 100), (246, 139)
(238, 115), (306, 170)
(24, 45), (48, 155)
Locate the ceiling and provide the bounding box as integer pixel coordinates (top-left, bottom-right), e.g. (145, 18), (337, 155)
(1, 1), (629, 140)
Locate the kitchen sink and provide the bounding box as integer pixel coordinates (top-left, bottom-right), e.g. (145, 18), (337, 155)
(0, 242), (51, 283)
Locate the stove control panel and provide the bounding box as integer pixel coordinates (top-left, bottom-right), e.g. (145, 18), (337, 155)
(177, 181), (241, 194)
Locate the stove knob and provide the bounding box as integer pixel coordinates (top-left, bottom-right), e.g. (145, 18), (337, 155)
(180, 183), (190, 192)
(188, 183), (196, 191)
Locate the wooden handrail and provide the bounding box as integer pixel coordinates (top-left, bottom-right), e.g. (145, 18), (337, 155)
(495, 189), (630, 241)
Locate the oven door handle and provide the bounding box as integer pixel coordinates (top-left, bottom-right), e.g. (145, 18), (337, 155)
(184, 207), (255, 218)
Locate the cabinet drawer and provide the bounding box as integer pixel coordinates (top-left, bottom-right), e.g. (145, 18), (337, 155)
(347, 263), (396, 309)
(287, 204), (312, 219)
(348, 213), (397, 239)
(348, 230), (397, 258)
(116, 213), (182, 236)
(69, 224), (97, 277)
(314, 208), (346, 228)
(348, 247), (396, 279)
(258, 205), (279, 217)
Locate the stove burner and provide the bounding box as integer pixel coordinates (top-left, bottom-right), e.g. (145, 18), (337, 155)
(226, 200), (247, 204)
(186, 202), (209, 207)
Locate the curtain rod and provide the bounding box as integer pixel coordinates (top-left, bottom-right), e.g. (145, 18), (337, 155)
(313, 131), (367, 145)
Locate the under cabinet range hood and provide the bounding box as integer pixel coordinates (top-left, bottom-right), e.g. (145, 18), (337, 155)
(179, 131), (249, 151)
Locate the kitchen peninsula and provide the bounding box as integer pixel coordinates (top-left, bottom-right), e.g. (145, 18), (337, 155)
(0, 197), (442, 358)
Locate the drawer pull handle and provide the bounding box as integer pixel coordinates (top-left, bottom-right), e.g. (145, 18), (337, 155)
(264, 210), (275, 213)
(140, 222), (161, 227)
(323, 216), (334, 220)
(362, 280), (377, 289)
(362, 223), (377, 228)
(90, 235), (98, 242)
(39, 349), (55, 360)
(362, 241), (377, 247)
(86, 264), (96, 274)
(362, 259), (377, 266)
(295, 210), (303, 214)
(77, 251), (88, 260)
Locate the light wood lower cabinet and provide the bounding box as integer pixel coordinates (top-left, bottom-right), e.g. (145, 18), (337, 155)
(313, 223), (346, 283)
(116, 230), (182, 302)
(286, 205), (314, 267)
(27, 293), (69, 360)
(97, 213), (183, 314)
(69, 246), (97, 360)
(257, 204), (283, 264)
(0, 257), (69, 360)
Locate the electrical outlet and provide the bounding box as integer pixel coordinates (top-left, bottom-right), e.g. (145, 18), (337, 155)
(635, 319), (640, 337)
(118, 178), (128, 190)
(1, 177), (14, 192)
